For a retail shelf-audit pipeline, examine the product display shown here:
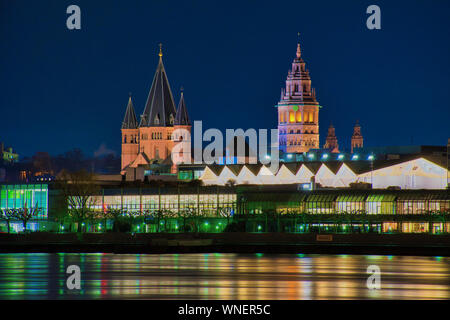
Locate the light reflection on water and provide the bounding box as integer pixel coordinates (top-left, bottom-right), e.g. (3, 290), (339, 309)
(0, 253), (449, 300)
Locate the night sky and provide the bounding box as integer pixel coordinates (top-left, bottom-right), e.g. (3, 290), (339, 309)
(1, 0), (449, 158)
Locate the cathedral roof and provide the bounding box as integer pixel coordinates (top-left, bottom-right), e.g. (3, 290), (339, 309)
(121, 96), (138, 129)
(139, 46), (177, 127)
(175, 91), (191, 125)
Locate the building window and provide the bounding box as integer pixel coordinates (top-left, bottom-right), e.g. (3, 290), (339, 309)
(289, 111), (295, 123)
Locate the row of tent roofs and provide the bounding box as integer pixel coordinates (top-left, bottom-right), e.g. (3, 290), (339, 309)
(195, 154), (447, 177)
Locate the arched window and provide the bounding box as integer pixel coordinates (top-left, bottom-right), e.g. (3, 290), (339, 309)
(296, 112), (302, 122)
(289, 111), (295, 123)
(154, 114), (160, 125)
(169, 114), (174, 125)
(124, 135), (127, 143)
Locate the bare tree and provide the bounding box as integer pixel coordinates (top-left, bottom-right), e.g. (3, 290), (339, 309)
(57, 169), (100, 232)
(0, 209), (16, 233)
(13, 204), (41, 232)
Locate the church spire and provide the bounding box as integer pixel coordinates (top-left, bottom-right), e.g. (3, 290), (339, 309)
(122, 95), (138, 129)
(323, 123), (339, 152)
(351, 120), (364, 153)
(175, 88), (191, 126)
(139, 44), (177, 127)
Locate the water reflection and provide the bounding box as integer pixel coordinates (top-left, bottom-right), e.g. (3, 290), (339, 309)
(0, 253), (448, 299)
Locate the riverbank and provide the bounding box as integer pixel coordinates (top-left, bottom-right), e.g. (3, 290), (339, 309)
(0, 232), (449, 256)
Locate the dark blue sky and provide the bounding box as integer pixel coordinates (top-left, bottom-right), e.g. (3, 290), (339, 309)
(1, 0), (449, 157)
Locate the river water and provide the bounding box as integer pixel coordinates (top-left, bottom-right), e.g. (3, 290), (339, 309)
(0, 253), (448, 299)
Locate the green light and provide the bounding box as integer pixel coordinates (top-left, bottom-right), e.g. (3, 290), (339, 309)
(292, 105), (299, 111)
(257, 225), (262, 230)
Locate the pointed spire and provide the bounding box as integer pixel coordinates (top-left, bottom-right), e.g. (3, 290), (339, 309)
(175, 88), (191, 126)
(140, 45), (177, 127)
(122, 95), (138, 129)
(296, 32), (301, 59)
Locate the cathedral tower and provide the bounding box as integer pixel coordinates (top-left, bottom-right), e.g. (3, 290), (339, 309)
(137, 44), (177, 163)
(277, 39), (320, 153)
(121, 96), (139, 169)
(120, 45), (191, 171)
(172, 89), (192, 166)
(323, 123), (339, 153)
(351, 121), (363, 153)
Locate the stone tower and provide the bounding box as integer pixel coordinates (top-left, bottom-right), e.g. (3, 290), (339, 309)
(121, 45), (191, 171)
(351, 121), (363, 153)
(277, 39), (320, 154)
(121, 96), (139, 170)
(172, 89), (192, 166)
(323, 123), (339, 153)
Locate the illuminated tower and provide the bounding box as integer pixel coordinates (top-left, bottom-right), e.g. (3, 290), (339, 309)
(323, 124), (339, 153)
(277, 39), (320, 153)
(121, 96), (139, 169)
(137, 44), (177, 162)
(121, 45), (191, 171)
(351, 121), (363, 153)
(172, 88), (192, 167)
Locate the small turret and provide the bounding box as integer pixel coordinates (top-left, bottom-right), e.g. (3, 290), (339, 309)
(351, 120), (364, 153)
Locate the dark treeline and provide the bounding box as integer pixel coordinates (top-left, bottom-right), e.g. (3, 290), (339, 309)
(2, 148), (121, 181)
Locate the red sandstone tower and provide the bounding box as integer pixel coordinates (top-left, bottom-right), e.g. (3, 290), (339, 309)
(121, 45), (191, 172)
(171, 89), (192, 169)
(277, 39), (320, 154)
(323, 124), (339, 153)
(351, 121), (363, 153)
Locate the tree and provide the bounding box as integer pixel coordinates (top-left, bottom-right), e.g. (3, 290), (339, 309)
(0, 209), (15, 233)
(177, 208), (194, 232)
(13, 204), (41, 232)
(57, 169), (100, 232)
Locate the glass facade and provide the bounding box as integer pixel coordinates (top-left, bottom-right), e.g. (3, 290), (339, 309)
(365, 194), (396, 214)
(305, 194), (336, 214)
(89, 187), (236, 217)
(0, 184), (48, 219)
